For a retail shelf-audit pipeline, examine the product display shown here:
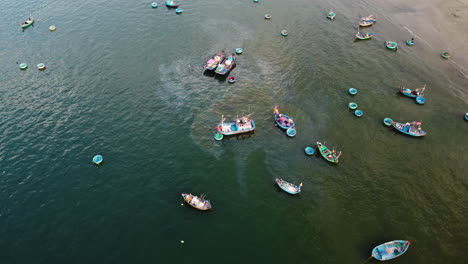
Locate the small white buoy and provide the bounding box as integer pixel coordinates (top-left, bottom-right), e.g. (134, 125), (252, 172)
(181, 203), (184, 206)
(49, 26), (56, 31)
(180, 240), (184, 244)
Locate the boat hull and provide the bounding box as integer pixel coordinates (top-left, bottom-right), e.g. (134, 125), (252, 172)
(21, 20), (34, 28)
(392, 122), (426, 137)
(372, 240), (410, 261)
(274, 113), (295, 130)
(275, 178), (301, 194)
(204, 51), (225, 71)
(215, 54), (236, 75)
(217, 120), (255, 135)
(181, 193), (212, 211)
(316, 142), (340, 163)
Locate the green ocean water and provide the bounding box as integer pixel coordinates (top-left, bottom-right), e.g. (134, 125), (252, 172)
(1, 0), (467, 263)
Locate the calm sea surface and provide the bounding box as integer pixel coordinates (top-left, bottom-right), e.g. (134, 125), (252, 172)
(1, 0), (467, 263)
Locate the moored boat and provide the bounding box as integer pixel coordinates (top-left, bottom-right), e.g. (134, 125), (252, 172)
(391, 121), (426, 137)
(361, 15), (376, 22)
(215, 115), (255, 136)
(273, 105), (295, 130)
(316, 141), (341, 163)
(20, 17), (34, 28)
(215, 53), (236, 75)
(204, 51), (225, 71)
(327, 10), (336, 20)
(165, 0), (180, 8)
(275, 178), (302, 195)
(181, 193), (212, 210)
(406, 38), (415, 46)
(358, 20), (374, 27)
(399, 84), (426, 98)
(355, 32), (374, 40)
(386, 41), (398, 50)
(441, 52), (450, 59)
(371, 240), (411, 261)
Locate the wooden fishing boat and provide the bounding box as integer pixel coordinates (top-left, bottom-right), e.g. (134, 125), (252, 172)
(391, 121), (426, 137)
(215, 115), (255, 136)
(181, 193), (212, 210)
(204, 51), (225, 71)
(355, 27), (373, 40)
(371, 240), (411, 261)
(316, 141), (341, 163)
(20, 17), (34, 28)
(361, 15), (376, 22)
(358, 20), (374, 27)
(165, 0), (180, 8)
(215, 53), (236, 75)
(327, 10), (336, 20)
(273, 105), (295, 130)
(386, 41), (398, 50)
(399, 84), (426, 98)
(275, 178), (302, 195)
(355, 32), (374, 40)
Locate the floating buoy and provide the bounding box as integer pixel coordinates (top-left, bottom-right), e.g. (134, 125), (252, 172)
(416, 96), (425, 105)
(383, 117), (393, 126)
(354, 110), (364, 117)
(176, 8), (183, 14)
(441, 52), (450, 59)
(19, 63), (28, 70)
(37, 63), (46, 70)
(348, 102), (358, 110)
(227, 76), (236, 83)
(49, 26), (56, 31)
(286, 127), (296, 137)
(181, 203), (184, 206)
(304, 147), (315, 155)
(235, 48), (243, 54)
(214, 133), (223, 141)
(151, 2), (158, 8)
(92, 155), (103, 165)
(264, 14), (272, 19)
(348, 88), (357, 95)
(281, 30), (288, 36)
(180, 240), (185, 244)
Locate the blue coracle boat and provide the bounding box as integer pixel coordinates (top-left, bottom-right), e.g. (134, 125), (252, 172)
(392, 121), (427, 137)
(371, 240), (411, 261)
(273, 105), (295, 130)
(275, 178), (302, 194)
(215, 115), (255, 136)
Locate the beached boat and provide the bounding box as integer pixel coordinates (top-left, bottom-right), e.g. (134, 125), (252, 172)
(215, 115), (255, 136)
(371, 240), (411, 261)
(215, 53), (236, 75)
(316, 141), (341, 163)
(181, 193), (212, 210)
(391, 121), (427, 137)
(273, 106), (295, 130)
(165, 0), (180, 8)
(204, 51), (225, 71)
(275, 178), (302, 195)
(20, 17), (34, 28)
(327, 10), (336, 20)
(386, 41), (398, 50)
(399, 84), (426, 98)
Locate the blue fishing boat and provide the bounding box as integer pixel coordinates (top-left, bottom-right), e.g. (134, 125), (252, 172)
(273, 105), (295, 130)
(371, 240), (411, 261)
(215, 53), (236, 75)
(399, 84), (426, 99)
(165, 0), (180, 8)
(275, 178), (302, 195)
(204, 50), (225, 71)
(392, 121), (427, 137)
(215, 115), (255, 136)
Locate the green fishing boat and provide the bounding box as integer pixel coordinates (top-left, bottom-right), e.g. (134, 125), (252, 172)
(316, 141), (341, 163)
(441, 52), (450, 59)
(20, 17), (34, 28)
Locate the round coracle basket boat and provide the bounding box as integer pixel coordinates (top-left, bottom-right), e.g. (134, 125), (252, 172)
(349, 102), (358, 110)
(264, 14), (272, 19)
(441, 52), (450, 59)
(286, 127), (296, 137)
(19, 63), (28, 70)
(416, 96), (425, 105)
(386, 41), (397, 50)
(37, 63), (46, 70)
(348, 88), (357, 95)
(354, 110), (364, 117)
(304, 147), (315, 155)
(383, 117), (393, 126)
(281, 30), (288, 36)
